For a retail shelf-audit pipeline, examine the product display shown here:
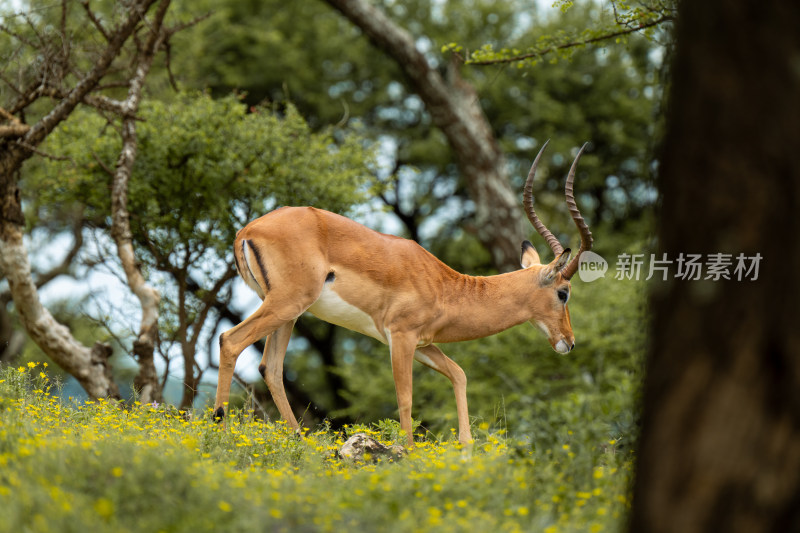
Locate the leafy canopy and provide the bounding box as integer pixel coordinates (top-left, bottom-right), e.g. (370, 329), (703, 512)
(27, 92), (376, 268)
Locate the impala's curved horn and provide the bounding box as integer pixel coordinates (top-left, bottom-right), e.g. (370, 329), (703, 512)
(561, 143), (593, 280)
(523, 140), (564, 257)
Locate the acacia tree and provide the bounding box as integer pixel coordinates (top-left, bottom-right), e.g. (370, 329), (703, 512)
(0, 0), (165, 398)
(630, 0), (800, 531)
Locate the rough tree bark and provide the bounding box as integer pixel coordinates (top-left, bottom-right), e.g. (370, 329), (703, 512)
(325, 0), (527, 272)
(1, 210), (85, 364)
(631, 1), (800, 531)
(0, 287), (26, 364)
(0, 0), (159, 399)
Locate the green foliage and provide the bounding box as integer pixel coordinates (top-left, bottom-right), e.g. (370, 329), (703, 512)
(28, 92), (374, 260)
(168, 0), (389, 126)
(1, 365), (634, 532)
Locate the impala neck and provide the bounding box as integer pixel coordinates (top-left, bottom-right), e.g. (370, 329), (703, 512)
(438, 268), (542, 342)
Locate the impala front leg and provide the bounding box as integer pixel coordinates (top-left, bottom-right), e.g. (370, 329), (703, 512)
(389, 332), (418, 448)
(415, 344), (472, 447)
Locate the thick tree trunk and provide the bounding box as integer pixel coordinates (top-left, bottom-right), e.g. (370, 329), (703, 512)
(0, 273), (26, 364)
(179, 356), (200, 411)
(0, 223), (120, 398)
(326, 0), (527, 272)
(631, 1), (800, 532)
(0, 147), (25, 227)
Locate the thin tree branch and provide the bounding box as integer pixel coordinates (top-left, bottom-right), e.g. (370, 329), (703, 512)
(19, 0), (159, 156)
(0, 124), (30, 137)
(80, 0), (110, 42)
(469, 15), (675, 66)
(189, 267), (238, 350)
(13, 139), (72, 162)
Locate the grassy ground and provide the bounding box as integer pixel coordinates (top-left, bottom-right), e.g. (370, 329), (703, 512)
(0, 363), (633, 532)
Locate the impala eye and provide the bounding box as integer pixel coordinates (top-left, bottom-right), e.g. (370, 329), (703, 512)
(557, 289), (569, 303)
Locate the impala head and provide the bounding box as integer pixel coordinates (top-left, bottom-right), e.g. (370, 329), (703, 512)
(521, 140), (593, 354)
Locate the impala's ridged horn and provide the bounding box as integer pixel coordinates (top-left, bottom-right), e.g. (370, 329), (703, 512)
(560, 143), (593, 280)
(523, 140), (564, 257)
(523, 141), (593, 281)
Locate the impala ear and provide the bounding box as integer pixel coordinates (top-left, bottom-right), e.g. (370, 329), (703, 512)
(520, 240), (541, 269)
(540, 248), (571, 285)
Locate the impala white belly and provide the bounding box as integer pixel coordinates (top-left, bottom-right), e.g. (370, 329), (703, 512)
(307, 285), (386, 343)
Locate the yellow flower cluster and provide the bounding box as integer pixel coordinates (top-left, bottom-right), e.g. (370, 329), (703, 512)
(0, 364), (634, 532)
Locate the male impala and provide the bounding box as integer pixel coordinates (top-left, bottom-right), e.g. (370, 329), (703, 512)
(215, 141), (593, 447)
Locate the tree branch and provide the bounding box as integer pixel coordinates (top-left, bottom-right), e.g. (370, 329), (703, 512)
(80, 0), (110, 42)
(109, 0), (171, 404)
(20, 0), (159, 157)
(468, 15), (675, 66)
(0, 124), (31, 138)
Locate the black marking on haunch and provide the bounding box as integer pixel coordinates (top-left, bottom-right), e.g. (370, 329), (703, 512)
(213, 406), (225, 422)
(258, 364), (266, 379)
(325, 271), (335, 283)
(233, 240), (246, 278)
(249, 243), (271, 292)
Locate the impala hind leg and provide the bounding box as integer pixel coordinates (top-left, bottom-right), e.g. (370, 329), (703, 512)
(215, 297), (309, 423)
(258, 319), (300, 432)
(415, 344), (472, 447)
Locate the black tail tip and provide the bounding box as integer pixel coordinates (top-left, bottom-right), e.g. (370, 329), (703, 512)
(213, 406), (225, 423)
(258, 364), (266, 379)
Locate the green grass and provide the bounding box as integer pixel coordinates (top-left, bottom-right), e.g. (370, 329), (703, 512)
(0, 363), (634, 533)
